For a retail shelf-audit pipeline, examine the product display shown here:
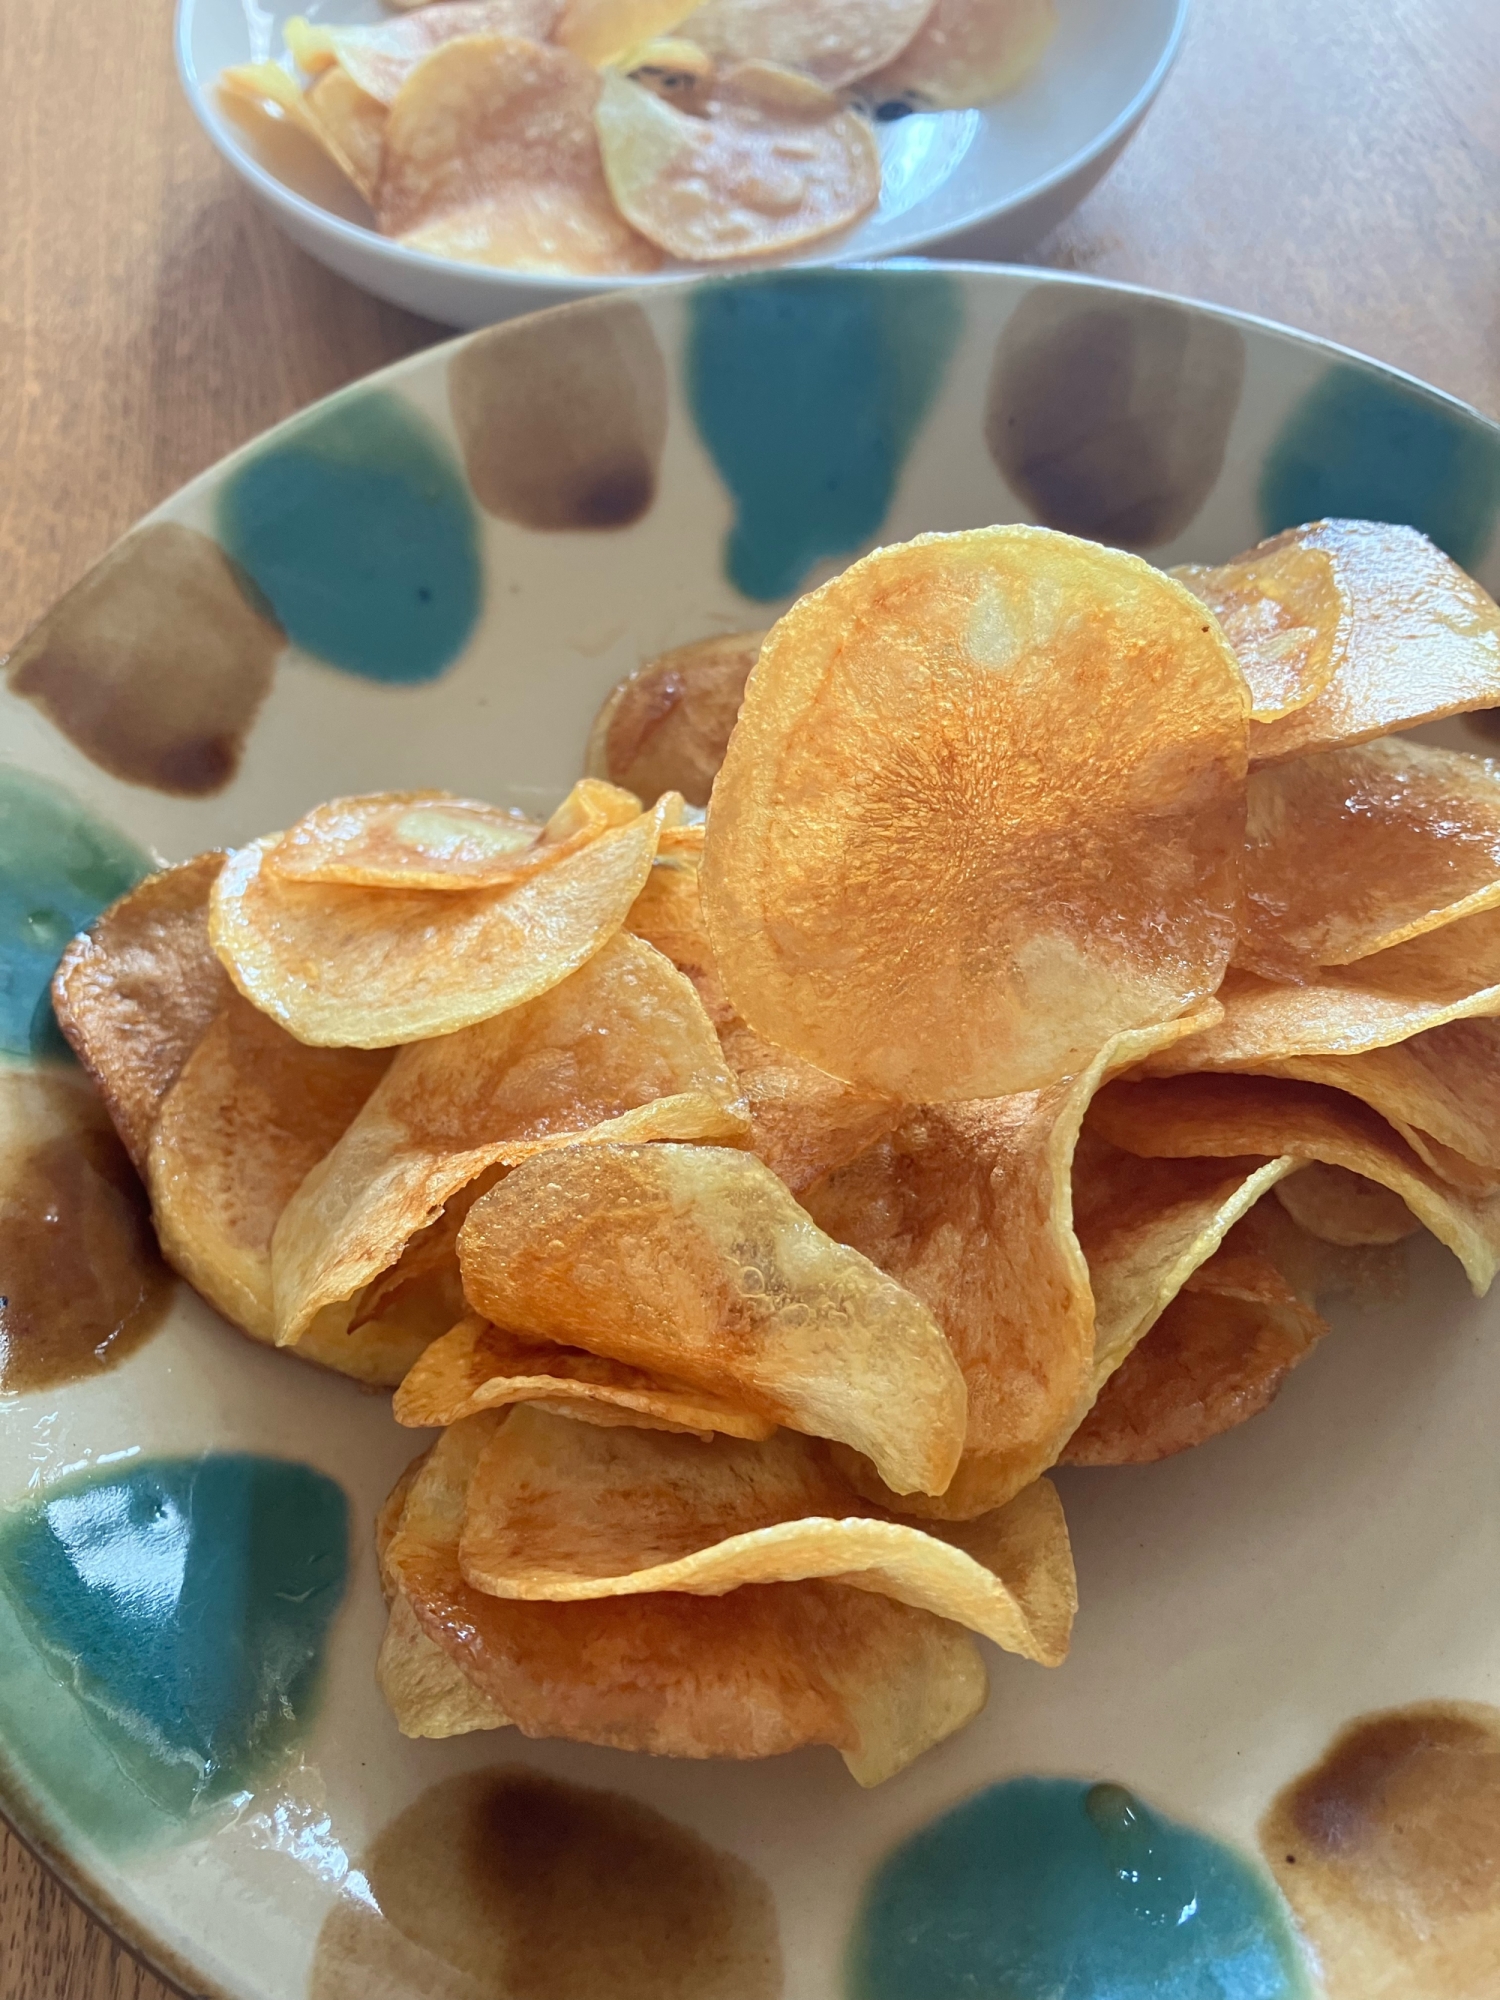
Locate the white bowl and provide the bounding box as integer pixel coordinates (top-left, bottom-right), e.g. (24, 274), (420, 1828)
(175, 0), (1188, 327)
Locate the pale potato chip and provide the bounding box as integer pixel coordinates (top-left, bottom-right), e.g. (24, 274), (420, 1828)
(378, 35), (663, 274)
(556, 0), (698, 66)
(865, 0), (1055, 107)
(385, 1417), (990, 1784)
(1274, 1163), (1422, 1246)
(1173, 540), (1343, 723)
(394, 1312), (777, 1439)
(271, 930), (745, 1346)
(680, 0), (935, 89)
(285, 2), (560, 104)
(1089, 1073), (1500, 1294)
(458, 1141), (968, 1496)
(585, 632), (763, 808)
(377, 1588), (513, 1739)
(304, 69), (387, 201)
(210, 795), (672, 1048)
(701, 528), (1249, 1101)
(1207, 522), (1500, 768)
(218, 62), (372, 196)
(1239, 739), (1500, 979)
(459, 1409), (1075, 1667)
(52, 853), (230, 1174)
(594, 63), (880, 262)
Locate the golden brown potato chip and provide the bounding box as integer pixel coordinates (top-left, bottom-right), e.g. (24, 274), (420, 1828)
(210, 795), (671, 1048)
(681, 0), (935, 89)
(271, 930), (746, 1346)
(458, 1141), (967, 1496)
(395, 1312), (777, 1439)
(1274, 1163), (1421, 1246)
(1173, 539), (1343, 724)
(385, 1417), (990, 1783)
(556, 0), (698, 66)
(701, 528), (1250, 1102)
(52, 854), (229, 1174)
(1239, 739), (1500, 979)
(378, 35), (663, 273)
(1198, 522), (1500, 768)
(1089, 1073), (1500, 1294)
(594, 63), (880, 262)
(285, 2), (560, 103)
(865, 0), (1055, 107)
(459, 1409), (1075, 1667)
(585, 632), (763, 808)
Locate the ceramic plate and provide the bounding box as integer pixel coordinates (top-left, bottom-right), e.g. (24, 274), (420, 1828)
(175, 0), (1187, 327)
(5, 266), (1500, 2000)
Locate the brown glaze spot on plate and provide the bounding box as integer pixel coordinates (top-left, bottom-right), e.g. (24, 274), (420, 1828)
(311, 1767), (782, 2000)
(986, 289), (1246, 549)
(448, 302), (668, 530)
(0, 1066), (172, 1392)
(1261, 1700), (1500, 1998)
(7, 523), (282, 796)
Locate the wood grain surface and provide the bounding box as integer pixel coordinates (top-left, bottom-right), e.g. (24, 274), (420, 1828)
(1, 0), (1497, 1993)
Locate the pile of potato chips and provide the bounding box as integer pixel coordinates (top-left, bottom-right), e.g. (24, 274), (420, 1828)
(217, 0), (1053, 272)
(56, 515), (1500, 1782)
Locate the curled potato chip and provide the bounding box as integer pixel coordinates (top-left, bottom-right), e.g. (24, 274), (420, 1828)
(218, 61), (376, 197)
(211, 794), (671, 1047)
(459, 1409), (1076, 1667)
(865, 0), (1055, 107)
(385, 1417), (990, 1783)
(680, 0), (935, 89)
(1195, 523), (1500, 768)
(1239, 739), (1500, 979)
(304, 69), (387, 200)
(1173, 540), (1343, 724)
(52, 854), (229, 1174)
(586, 632), (763, 808)
(702, 528), (1249, 1102)
(458, 1141), (968, 1496)
(395, 1312), (776, 1439)
(1275, 1163), (1421, 1246)
(594, 63), (880, 262)
(378, 35), (663, 273)
(557, 0), (698, 66)
(271, 930), (746, 1346)
(285, 2), (560, 104)
(1088, 1073), (1500, 1294)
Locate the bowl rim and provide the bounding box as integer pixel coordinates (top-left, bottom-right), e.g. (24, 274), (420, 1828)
(173, 0), (1193, 297)
(2, 258), (1497, 2000)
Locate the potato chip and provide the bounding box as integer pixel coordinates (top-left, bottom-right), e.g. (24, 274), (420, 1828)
(377, 1588), (513, 1739)
(864, 0), (1055, 108)
(556, 0), (698, 67)
(680, 0), (935, 89)
(271, 931), (746, 1346)
(218, 62), (374, 197)
(459, 1409), (1075, 1667)
(623, 37), (716, 111)
(1239, 739), (1500, 979)
(385, 1417), (990, 1783)
(626, 846), (730, 1017)
(303, 69), (388, 201)
(1088, 1073), (1500, 1294)
(378, 35), (663, 274)
(395, 1312), (777, 1439)
(210, 794), (671, 1047)
(1274, 1162), (1421, 1246)
(458, 1141), (968, 1496)
(1172, 539), (1343, 723)
(594, 63), (880, 262)
(1192, 523), (1500, 768)
(701, 528), (1250, 1101)
(285, 2), (560, 104)
(1239, 1187), (1409, 1303)
(52, 853), (229, 1174)
(585, 632), (764, 808)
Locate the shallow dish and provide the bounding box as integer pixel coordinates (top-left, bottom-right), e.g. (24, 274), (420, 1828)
(5, 265), (1500, 1999)
(176, 0), (1188, 326)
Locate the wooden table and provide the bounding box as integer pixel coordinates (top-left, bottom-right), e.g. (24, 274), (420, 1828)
(1, 0), (1497, 1991)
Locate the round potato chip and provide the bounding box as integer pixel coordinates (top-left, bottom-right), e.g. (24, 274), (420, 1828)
(701, 527), (1250, 1102)
(586, 631), (763, 807)
(594, 64), (880, 262)
(1240, 739), (1500, 979)
(1173, 540), (1343, 724)
(680, 0), (935, 89)
(285, 2), (560, 105)
(378, 35), (663, 274)
(1274, 1162), (1421, 1246)
(864, 0), (1055, 108)
(210, 794), (672, 1047)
